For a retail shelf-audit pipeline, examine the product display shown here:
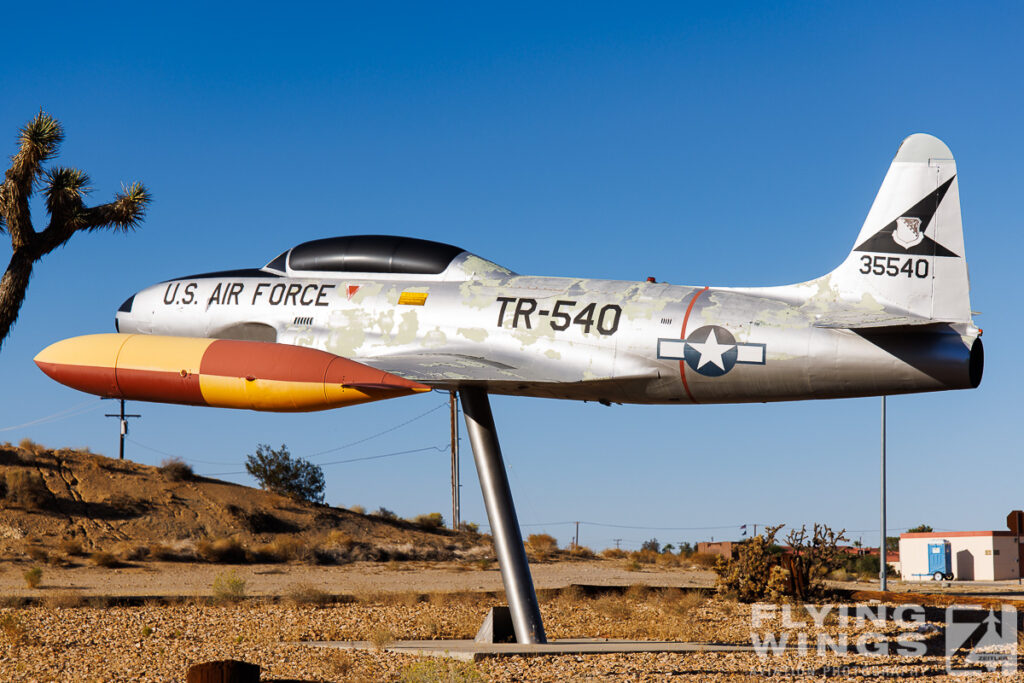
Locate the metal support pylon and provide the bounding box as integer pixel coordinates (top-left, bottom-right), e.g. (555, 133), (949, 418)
(459, 386), (546, 644)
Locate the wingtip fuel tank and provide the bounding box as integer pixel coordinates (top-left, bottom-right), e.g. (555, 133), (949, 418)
(35, 333), (430, 412)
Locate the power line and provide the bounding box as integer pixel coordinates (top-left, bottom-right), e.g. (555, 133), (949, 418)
(205, 443), (449, 476)
(0, 398), (102, 432)
(304, 400), (449, 460)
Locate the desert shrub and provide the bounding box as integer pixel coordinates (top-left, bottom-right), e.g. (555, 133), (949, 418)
(148, 543), (182, 561)
(327, 530), (355, 549)
(368, 627), (395, 650)
(715, 523), (847, 602)
(640, 538), (660, 553)
(18, 438), (45, 455)
(372, 507), (398, 520)
(158, 457), (193, 481)
(252, 535), (308, 563)
(526, 533), (558, 560)
(625, 558), (641, 571)
(689, 552), (721, 568)
(593, 594), (631, 619)
(349, 504), (366, 514)
(0, 613), (28, 645)
(59, 538), (85, 556)
(633, 549), (659, 565)
(197, 536), (247, 563)
(211, 570), (246, 603)
(27, 546), (49, 563)
(410, 512), (445, 529)
(458, 521), (479, 534)
(43, 590), (84, 608)
(655, 552), (682, 567)
(245, 443), (325, 504)
(114, 542), (150, 561)
(23, 567), (42, 588)
(569, 545), (595, 559)
(4, 470), (51, 509)
(90, 552), (122, 568)
(601, 547), (627, 559)
(286, 582), (332, 606)
(401, 658), (483, 682)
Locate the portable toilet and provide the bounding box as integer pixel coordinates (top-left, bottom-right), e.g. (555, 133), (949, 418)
(928, 541), (952, 580)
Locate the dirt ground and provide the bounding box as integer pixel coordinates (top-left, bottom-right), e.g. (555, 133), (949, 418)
(0, 559), (716, 598)
(2, 561), (1023, 681)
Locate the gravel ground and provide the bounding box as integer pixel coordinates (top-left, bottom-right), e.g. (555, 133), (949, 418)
(1, 587), (1018, 681)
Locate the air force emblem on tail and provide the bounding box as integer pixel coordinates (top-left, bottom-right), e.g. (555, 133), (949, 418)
(892, 216), (924, 249)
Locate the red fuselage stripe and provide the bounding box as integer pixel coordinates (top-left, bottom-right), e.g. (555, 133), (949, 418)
(679, 286), (710, 404)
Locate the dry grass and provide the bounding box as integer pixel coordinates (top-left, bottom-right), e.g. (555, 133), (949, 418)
(3, 470), (51, 509)
(0, 613), (28, 645)
(601, 547), (627, 559)
(592, 594), (631, 620)
(368, 626), (395, 650)
(22, 567), (42, 589)
(43, 590), (85, 608)
(197, 536), (247, 563)
(211, 570), (246, 603)
(348, 505), (365, 514)
(90, 552), (122, 568)
(689, 552), (721, 568)
(18, 438), (45, 456)
(147, 543), (182, 561)
(158, 457), (193, 481)
(409, 512), (445, 529)
(401, 658), (483, 682)
(26, 546), (49, 564)
(59, 538), (85, 557)
(252, 535), (308, 563)
(114, 542), (149, 561)
(326, 530), (355, 549)
(285, 582), (332, 607)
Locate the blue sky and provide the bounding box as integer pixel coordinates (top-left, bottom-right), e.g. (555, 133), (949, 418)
(1, 2), (1021, 550)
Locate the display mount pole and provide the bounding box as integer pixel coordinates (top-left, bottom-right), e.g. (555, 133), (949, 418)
(880, 395), (887, 592)
(459, 386), (546, 644)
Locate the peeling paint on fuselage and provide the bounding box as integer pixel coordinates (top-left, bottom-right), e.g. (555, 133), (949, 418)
(118, 249), (978, 406)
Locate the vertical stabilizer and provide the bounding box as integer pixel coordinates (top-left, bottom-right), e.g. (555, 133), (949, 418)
(828, 134), (971, 322)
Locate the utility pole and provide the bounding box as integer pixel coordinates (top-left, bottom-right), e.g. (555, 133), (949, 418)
(450, 391), (460, 530)
(614, 538), (622, 550)
(574, 521), (580, 549)
(880, 395), (888, 592)
(104, 399), (140, 460)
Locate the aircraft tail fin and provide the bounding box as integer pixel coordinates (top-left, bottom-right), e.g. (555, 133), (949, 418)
(827, 133), (973, 323)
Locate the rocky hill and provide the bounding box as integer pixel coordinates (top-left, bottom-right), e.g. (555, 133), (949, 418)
(0, 442), (485, 565)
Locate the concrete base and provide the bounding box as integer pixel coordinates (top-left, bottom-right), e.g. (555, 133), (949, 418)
(305, 639), (765, 662)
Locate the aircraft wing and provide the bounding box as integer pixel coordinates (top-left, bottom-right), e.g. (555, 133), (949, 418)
(359, 353), (540, 384)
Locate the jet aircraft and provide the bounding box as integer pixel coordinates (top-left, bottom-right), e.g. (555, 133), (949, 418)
(34, 134), (982, 644)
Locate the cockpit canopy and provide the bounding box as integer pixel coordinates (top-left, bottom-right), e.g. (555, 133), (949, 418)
(265, 235), (467, 275)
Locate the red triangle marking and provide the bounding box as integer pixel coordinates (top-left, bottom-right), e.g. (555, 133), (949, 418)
(346, 285), (360, 300)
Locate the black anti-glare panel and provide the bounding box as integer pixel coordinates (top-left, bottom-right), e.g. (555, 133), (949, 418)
(287, 235), (464, 274)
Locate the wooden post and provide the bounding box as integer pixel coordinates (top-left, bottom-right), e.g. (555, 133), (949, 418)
(186, 660), (260, 683)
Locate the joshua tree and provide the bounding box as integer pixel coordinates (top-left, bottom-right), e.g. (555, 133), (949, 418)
(0, 111), (150, 349)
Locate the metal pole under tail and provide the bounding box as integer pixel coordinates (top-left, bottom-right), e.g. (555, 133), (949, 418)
(459, 387), (546, 644)
(880, 395), (887, 592)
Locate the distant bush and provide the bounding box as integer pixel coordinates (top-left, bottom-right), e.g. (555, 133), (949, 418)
(526, 533), (558, 560)
(23, 567), (42, 589)
(197, 536), (247, 564)
(59, 539), (85, 557)
(158, 457), (193, 481)
(286, 582), (332, 606)
(689, 552), (720, 568)
(601, 547), (627, 559)
(410, 512), (445, 529)
(252, 535), (308, 563)
(18, 438), (45, 455)
(640, 538), (660, 553)
(372, 507), (398, 520)
(90, 552), (121, 568)
(458, 521), (479, 534)
(3, 470), (51, 509)
(245, 444), (325, 504)
(349, 505), (366, 515)
(211, 570), (246, 603)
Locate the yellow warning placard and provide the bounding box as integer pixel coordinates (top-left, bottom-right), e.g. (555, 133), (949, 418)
(398, 291), (428, 306)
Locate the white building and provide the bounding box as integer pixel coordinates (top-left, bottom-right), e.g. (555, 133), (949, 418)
(899, 531), (1023, 581)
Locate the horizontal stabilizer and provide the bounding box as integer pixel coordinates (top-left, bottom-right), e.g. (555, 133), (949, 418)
(812, 311), (943, 330)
